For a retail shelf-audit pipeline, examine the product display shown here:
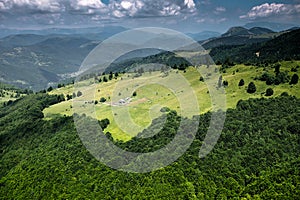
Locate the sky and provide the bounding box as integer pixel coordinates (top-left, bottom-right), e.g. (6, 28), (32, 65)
(0, 0), (300, 32)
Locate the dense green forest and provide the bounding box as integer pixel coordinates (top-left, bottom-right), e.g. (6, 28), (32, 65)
(0, 93), (299, 199)
(210, 29), (300, 65)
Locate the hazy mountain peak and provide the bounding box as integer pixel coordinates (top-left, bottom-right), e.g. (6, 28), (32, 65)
(221, 26), (251, 37)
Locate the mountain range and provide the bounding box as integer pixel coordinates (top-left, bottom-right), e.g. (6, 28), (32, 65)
(0, 25), (299, 90)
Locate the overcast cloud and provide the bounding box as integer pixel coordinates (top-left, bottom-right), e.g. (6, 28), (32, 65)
(0, 1), (299, 32)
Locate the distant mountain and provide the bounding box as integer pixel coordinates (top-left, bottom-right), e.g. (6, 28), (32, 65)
(0, 35), (99, 90)
(187, 31), (220, 41)
(221, 27), (252, 37)
(210, 28), (300, 64)
(244, 22), (297, 32)
(202, 26), (278, 49)
(0, 26), (127, 39)
(248, 27), (275, 35)
(221, 26), (274, 37)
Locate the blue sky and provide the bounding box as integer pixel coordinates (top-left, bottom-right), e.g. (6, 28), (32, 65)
(0, 0), (299, 32)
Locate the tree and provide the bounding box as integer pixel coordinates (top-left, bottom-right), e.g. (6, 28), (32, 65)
(223, 80), (229, 87)
(238, 79), (245, 87)
(100, 97), (107, 103)
(77, 91), (83, 97)
(132, 91), (137, 97)
(103, 76), (108, 82)
(247, 82), (256, 94)
(265, 88), (274, 96)
(47, 86), (53, 92)
(99, 118), (110, 129)
(274, 63), (281, 74)
(200, 76), (204, 82)
(290, 74), (299, 85)
(66, 94), (72, 100)
(109, 72), (113, 80)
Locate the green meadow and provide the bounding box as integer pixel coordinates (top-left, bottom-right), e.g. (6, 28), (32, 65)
(43, 61), (300, 141)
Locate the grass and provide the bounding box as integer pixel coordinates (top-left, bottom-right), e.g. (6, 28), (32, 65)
(43, 61), (300, 141)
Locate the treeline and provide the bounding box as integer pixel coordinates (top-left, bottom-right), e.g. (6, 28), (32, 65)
(0, 94), (299, 199)
(210, 28), (300, 65)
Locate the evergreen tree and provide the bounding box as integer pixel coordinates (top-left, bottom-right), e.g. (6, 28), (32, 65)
(238, 79), (245, 86)
(247, 82), (256, 94)
(265, 88), (274, 96)
(290, 74), (299, 85)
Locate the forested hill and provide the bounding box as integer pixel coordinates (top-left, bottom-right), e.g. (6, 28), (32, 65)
(210, 28), (300, 64)
(0, 93), (299, 199)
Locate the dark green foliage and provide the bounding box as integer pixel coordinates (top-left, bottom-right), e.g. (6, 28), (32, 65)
(160, 107), (171, 113)
(258, 71), (289, 85)
(132, 91), (137, 97)
(99, 118), (110, 129)
(223, 80), (229, 87)
(199, 76), (204, 82)
(77, 91), (83, 97)
(238, 79), (245, 86)
(47, 86), (53, 92)
(274, 63), (281, 74)
(57, 83), (65, 88)
(66, 94), (72, 100)
(210, 29), (300, 64)
(247, 82), (256, 93)
(103, 76), (108, 82)
(0, 94), (299, 199)
(265, 88), (274, 96)
(290, 74), (299, 85)
(99, 97), (106, 103)
(109, 72), (113, 80)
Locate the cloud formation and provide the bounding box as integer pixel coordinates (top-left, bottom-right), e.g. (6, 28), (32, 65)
(240, 3), (300, 19)
(0, 0), (63, 13)
(0, 0), (197, 17)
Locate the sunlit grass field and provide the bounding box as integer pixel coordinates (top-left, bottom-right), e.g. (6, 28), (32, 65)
(44, 61), (300, 141)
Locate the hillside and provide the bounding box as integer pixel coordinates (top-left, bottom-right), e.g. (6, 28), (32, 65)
(202, 26), (280, 49)
(0, 35), (99, 90)
(210, 28), (300, 64)
(43, 61), (300, 141)
(0, 92), (299, 198)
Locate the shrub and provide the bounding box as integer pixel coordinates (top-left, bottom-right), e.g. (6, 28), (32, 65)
(100, 97), (107, 103)
(265, 88), (274, 96)
(290, 74), (299, 85)
(247, 82), (256, 94)
(238, 79), (245, 87)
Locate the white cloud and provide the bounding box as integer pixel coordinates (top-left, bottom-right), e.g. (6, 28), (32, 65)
(215, 7), (226, 12)
(184, 0), (195, 9)
(0, 0), (200, 26)
(240, 3), (300, 19)
(0, 0), (63, 12)
(214, 6), (226, 14)
(109, 0), (197, 18)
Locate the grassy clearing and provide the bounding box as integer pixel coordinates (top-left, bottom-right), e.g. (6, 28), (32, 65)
(43, 61), (300, 141)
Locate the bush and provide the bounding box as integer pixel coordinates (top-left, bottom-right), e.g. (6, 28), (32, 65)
(247, 82), (256, 94)
(223, 80), (229, 87)
(77, 91), (83, 97)
(238, 79), (245, 86)
(290, 74), (299, 85)
(132, 91), (137, 97)
(100, 97), (107, 103)
(160, 107), (171, 113)
(265, 88), (274, 96)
